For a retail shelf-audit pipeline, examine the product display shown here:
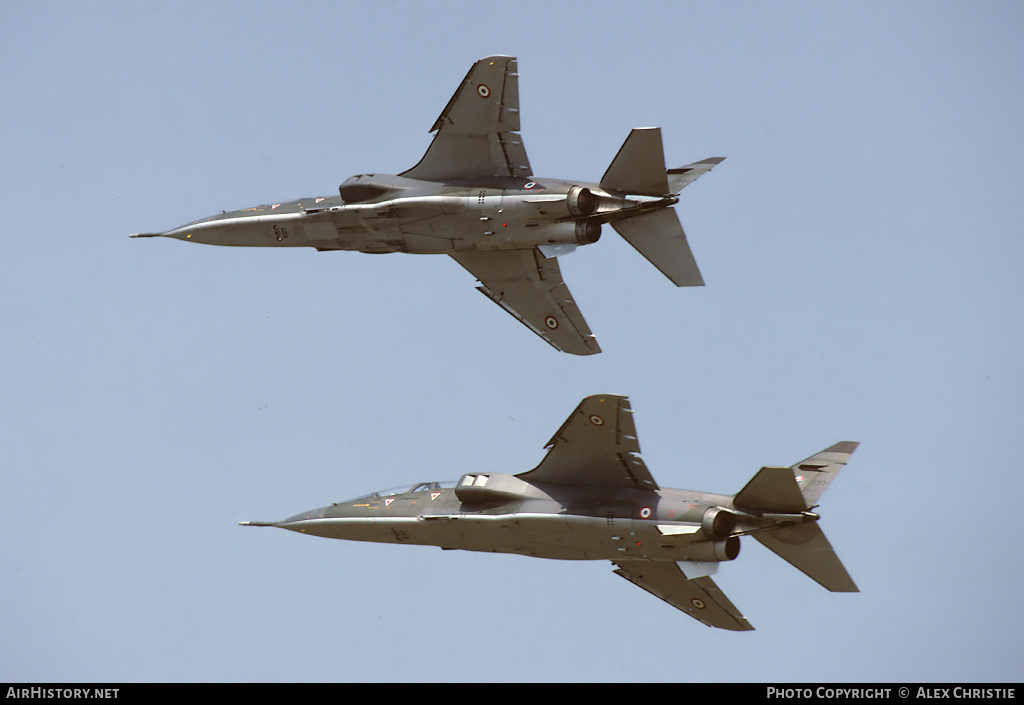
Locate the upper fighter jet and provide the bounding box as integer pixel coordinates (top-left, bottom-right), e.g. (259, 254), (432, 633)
(242, 395), (859, 630)
(132, 56), (723, 355)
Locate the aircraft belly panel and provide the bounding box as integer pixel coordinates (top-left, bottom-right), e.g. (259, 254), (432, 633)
(292, 514), (727, 562)
(299, 221), (337, 248)
(289, 518), (414, 544)
(455, 222), (580, 253)
(344, 222), (406, 253)
(397, 218), (469, 253)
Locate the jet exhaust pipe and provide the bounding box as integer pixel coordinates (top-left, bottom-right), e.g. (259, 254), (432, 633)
(719, 536), (741, 561)
(575, 220), (601, 245)
(566, 186), (599, 217)
(681, 536), (741, 562)
(702, 506), (737, 539)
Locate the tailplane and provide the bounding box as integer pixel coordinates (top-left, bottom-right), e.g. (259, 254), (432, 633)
(733, 442), (860, 593)
(600, 127), (671, 196)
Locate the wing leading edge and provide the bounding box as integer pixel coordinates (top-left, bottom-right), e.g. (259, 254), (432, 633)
(402, 55), (531, 181)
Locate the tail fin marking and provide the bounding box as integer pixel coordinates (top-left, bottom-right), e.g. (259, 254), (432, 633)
(667, 157), (725, 194)
(793, 441), (859, 507)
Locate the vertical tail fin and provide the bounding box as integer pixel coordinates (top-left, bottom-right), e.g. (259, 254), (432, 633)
(600, 128), (725, 196)
(667, 157), (726, 194)
(792, 441), (859, 508)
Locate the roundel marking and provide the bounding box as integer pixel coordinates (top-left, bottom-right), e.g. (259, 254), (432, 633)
(544, 315), (559, 330)
(523, 181), (537, 189)
(640, 506), (652, 519)
(477, 84), (491, 98)
(690, 598), (706, 610)
(588, 414), (604, 426)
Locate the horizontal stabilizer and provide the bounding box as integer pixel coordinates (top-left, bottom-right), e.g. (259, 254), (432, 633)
(754, 523), (859, 592)
(600, 127), (669, 196)
(667, 157), (725, 194)
(733, 466), (808, 513)
(611, 208), (704, 287)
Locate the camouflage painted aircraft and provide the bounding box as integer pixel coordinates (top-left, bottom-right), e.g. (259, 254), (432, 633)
(242, 395), (858, 630)
(132, 56), (723, 355)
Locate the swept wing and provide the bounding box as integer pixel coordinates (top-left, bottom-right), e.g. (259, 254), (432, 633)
(408, 55), (598, 356)
(613, 560), (754, 631)
(450, 249), (600, 356)
(402, 55), (531, 181)
(516, 394), (656, 489)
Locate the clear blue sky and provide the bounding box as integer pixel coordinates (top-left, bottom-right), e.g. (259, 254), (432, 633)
(3, 1), (1021, 682)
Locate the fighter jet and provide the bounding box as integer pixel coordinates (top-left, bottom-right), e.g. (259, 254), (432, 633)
(132, 56), (724, 355)
(242, 395), (859, 630)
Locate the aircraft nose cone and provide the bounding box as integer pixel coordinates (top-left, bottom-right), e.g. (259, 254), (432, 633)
(129, 226), (196, 242)
(239, 506), (328, 532)
(141, 215), (224, 244)
(280, 507), (328, 525)
(268, 506), (331, 535)
(160, 223), (204, 242)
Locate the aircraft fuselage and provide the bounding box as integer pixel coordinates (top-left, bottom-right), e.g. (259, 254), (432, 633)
(264, 472), (805, 563)
(141, 174), (672, 255)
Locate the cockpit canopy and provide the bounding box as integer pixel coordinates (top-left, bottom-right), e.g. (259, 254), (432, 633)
(345, 480), (456, 502)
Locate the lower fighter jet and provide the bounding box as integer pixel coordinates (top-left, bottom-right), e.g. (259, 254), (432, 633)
(132, 56), (724, 355)
(242, 395), (859, 630)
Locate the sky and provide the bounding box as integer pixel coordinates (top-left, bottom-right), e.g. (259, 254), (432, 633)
(3, 0), (1022, 683)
